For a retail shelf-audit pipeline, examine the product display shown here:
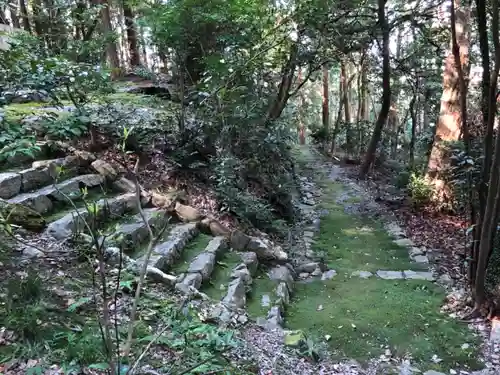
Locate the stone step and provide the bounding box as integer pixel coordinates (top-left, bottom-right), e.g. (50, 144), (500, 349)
(137, 222), (199, 273)
(253, 264), (295, 331)
(100, 208), (170, 253)
(0, 154), (91, 199)
(208, 258), (255, 325)
(374, 270), (435, 281)
(7, 174), (105, 215)
(46, 192), (147, 240)
(175, 236), (230, 293)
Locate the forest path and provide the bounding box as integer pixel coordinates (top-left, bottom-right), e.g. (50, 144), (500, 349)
(284, 144), (482, 374)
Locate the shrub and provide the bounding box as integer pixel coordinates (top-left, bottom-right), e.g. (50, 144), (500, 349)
(394, 170), (411, 189)
(408, 172), (434, 207)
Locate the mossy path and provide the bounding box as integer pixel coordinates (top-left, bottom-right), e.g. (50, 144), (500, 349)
(285, 146), (481, 372)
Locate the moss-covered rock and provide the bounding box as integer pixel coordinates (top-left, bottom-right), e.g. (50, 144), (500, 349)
(0, 200), (46, 231)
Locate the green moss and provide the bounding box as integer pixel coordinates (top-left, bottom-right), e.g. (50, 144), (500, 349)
(286, 278), (481, 370)
(312, 202), (421, 273)
(202, 251), (242, 301)
(4, 102), (71, 122)
(101, 92), (181, 113)
(246, 270), (281, 318)
(169, 233), (213, 274)
(102, 92), (163, 107)
(287, 146), (481, 370)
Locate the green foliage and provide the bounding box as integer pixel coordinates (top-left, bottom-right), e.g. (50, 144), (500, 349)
(0, 122), (40, 162)
(394, 170), (411, 189)
(44, 112), (91, 140)
(211, 153), (288, 234)
(310, 127), (329, 144)
(4, 271), (47, 341)
(408, 172), (434, 207)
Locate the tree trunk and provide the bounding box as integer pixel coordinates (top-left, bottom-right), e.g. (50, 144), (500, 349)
(9, 2), (20, 28)
(342, 60), (351, 124)
(409, 95), (417, 167)
(322, 64), (330, 130)
(389, 27), (403, 159)
(473, 0), (500, 307)
(0, 7), (8, 25)
(100, 0), (120, 75)
(423, 85), (431, 130)
(359, 0), (390, 179)
(330, 66), (344, 154)
(267, 39), (299, 121)
(139, 24), (148, 69)
(342, 60), (353, 152)
(356, 51), (366, 123)
(360, 54), (369, 121)
(426, 0), (470, 197)
(298, 68), (305, 145)
(19, 0), (30, 32)
(32, 0), (44, 37)
(123, 0), (140, 67)
(472, 0), (499, 284)
(322, 64), (330, 140)
(476, 0), (490, 130)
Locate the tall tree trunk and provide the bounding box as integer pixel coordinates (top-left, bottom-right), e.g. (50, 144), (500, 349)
(426, 0), (470, 198)
(472, 0), (498, 284)
(476, 0), (490, 130)
(423, 85), (431, 130)
(298, 68), (306, 145)
(0, 7), (9, 24)
(139, 24), (148, 69)
(342, 60), (351, 123)
(267, 39), (299, 121)
(19, 0), (30, 32)
(389, 27), (403, 159)
(123, 0), (140, 67)
(356, 51), (366, 123)
(330, 66), (344, 154)
(473, 0), (500, 308)
(342, 60), (353, 152)
(359, 0), (390, 179)
(322, 64), (330, 136)
(360, 53), (369, 121)
(9, 2), (20, 28)
(100, 0), (120, 75)
(409, 95), (417, 167)
(31, 0), (44, 37)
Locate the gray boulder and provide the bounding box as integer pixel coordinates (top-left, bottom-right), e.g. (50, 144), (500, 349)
(205, 236), (228, 258)
(275, 281), (290, 306)
(240, 252), (258, 275)
(247, 237), (288, 262)
(222, 277), (247, 308)
(230, 264), (252, 286)
(20, 168), (53, 192)
(188, 252), (216, 281)
(180, 273), (202, 289)
(230, 230), (250, 250)
(296, 262), (319, 273)
(91, 159), (118, 180)
(269, 266), (294, 292)
(0, 173), (21, 199)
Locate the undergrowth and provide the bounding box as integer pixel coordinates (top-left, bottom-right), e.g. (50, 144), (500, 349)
(0, 262), (248, 374)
